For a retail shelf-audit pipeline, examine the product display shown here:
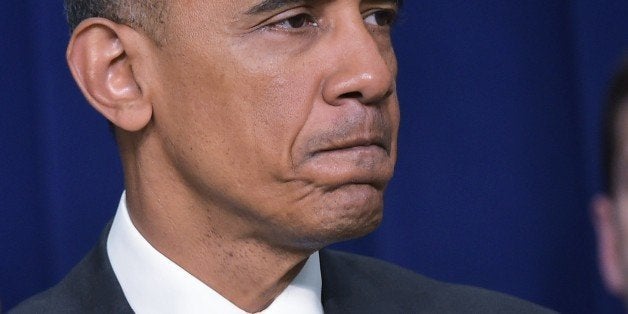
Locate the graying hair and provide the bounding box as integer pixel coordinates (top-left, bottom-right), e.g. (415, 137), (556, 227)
(64, 0), (166, 40)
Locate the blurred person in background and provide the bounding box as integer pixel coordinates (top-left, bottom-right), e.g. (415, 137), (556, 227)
(594, 58), (628, 308)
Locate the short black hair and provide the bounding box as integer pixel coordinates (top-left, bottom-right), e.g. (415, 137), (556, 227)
(63, 0), (166, 39)
(601, 57), (628, 195)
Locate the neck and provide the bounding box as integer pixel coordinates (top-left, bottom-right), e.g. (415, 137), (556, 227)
(118, 133), (314, 312)
(126, 181), (312, 312)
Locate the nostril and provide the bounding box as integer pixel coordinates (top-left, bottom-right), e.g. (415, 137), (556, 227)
(382, 89), (394, 99)
(339, 91), (363, 99)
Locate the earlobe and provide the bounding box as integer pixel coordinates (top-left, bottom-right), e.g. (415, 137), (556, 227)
(66, 18), (153, 132)
(592, 194), (625, 296)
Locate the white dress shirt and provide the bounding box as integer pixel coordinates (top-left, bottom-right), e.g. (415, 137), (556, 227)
(107, 192), (324, 314)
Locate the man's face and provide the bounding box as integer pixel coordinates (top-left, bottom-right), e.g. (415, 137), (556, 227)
(145, 0), (399, 248)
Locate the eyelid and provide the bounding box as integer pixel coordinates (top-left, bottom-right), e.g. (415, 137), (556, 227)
(362, 8), (399, 26)
(255, 6), (318, 30)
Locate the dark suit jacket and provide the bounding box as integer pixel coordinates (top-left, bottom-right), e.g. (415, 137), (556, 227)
(10, 226), (555, 313)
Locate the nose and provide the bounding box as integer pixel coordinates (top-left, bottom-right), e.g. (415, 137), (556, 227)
(322, 14), (396, 106)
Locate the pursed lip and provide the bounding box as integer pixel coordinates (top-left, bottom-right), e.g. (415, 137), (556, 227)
(309, 135), (390, 158)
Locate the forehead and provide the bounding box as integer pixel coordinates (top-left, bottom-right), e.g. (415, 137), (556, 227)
(244, 0), (402, 12)
(168, 0), (401, 15)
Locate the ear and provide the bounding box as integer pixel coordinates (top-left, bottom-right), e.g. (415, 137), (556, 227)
(592, 194), (625, 296)
(66, 18), (153, 132)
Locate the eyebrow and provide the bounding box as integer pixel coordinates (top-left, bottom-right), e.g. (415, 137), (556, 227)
(246, 0), (312, 15)
(245, 0), (402, 15)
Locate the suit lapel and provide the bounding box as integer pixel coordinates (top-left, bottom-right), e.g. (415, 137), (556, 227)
(68, 223), (134, 313)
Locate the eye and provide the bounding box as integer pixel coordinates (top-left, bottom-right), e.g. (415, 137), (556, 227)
(364, 10), (397, 27)
(271, 13), (318, 30)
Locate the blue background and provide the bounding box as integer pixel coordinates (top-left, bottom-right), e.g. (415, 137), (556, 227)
(2, 1), (628, 313)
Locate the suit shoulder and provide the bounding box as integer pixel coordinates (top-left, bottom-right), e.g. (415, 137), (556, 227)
(320, 249), (556, 313)
(9, 283), (77, 314)
(10, 249), (100, 313)
(9, 226), (132, 314)
(11, 274), (131, 314)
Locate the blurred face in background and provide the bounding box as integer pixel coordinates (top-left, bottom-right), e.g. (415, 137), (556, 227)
(594, 104), (628, 305)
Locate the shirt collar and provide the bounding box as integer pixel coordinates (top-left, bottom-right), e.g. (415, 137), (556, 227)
(107, 191), (323, 314)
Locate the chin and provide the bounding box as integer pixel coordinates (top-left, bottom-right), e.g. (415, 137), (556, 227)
(291, 183), (385, 249)
(328, 210), (383, 241)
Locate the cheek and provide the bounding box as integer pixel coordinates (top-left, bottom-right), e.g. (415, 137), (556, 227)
(240, 73), (319, 173)
(615, 199), (628, 261)
(389, 93), (400, 133)
(153, 34), (332, 196)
